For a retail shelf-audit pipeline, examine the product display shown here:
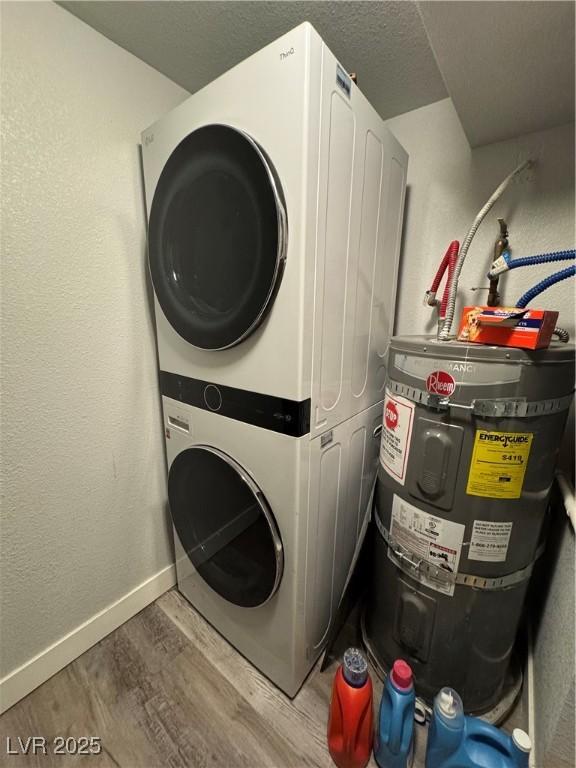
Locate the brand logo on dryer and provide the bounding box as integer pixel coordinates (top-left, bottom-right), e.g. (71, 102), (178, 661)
(426, 370), (456, 397)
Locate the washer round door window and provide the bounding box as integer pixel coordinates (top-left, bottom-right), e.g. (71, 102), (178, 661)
(149, 124), (287, 350)
(168, 446), (283, 607)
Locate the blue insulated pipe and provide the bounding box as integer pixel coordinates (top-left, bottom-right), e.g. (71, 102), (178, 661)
(506, 248), (575, 269)
(489, 248), (575, 278)
(516, 264), (576, 308)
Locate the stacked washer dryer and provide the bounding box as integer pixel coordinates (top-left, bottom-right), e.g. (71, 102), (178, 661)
(141, 21), (408, 697)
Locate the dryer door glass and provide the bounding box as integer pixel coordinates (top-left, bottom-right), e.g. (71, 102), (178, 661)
(168, 446), (283, 607)
(148, 125), (287, 350)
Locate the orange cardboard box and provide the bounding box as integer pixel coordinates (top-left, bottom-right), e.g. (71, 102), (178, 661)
(458, 306), (558, 350)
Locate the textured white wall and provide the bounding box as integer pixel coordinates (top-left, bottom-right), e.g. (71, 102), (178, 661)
(386, 99), (575, 339)
(532, 511), (575, 767)
(0, 2), (187, 679)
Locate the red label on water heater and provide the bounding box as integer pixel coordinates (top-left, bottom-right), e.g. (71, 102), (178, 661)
(385, 401), (399, 430)
(426, 370), (456, 396)
(380, 391), (415, 486)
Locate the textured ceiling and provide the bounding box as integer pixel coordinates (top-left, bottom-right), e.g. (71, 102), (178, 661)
(58, 1), (448, 121)
(418, 0), (575, 147)
(58, 0), (576, 146)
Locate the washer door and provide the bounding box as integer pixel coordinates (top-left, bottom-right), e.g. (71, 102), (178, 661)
(168, 445), (283, 607)
(148, 124), (287, 350)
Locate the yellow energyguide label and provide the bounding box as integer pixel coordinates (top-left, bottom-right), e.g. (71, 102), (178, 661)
(467, 430), (533, 499)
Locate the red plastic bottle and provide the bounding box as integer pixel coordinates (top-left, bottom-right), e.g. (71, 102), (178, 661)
(328, 648), (374, 768)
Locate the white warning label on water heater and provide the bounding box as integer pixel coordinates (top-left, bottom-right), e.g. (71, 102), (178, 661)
(380, 390), (415, 486)
(388, 495), (465, 597)
(469, 520), (513, 562)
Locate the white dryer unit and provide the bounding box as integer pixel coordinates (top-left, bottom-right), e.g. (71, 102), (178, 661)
(163, 396), (383, 696)
(142, 21), (407, 436)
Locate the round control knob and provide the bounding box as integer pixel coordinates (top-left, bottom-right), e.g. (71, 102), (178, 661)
(203, 384), (222, 412)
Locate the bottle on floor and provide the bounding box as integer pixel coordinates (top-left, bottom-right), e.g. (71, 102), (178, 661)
(328, 647), (374, 768)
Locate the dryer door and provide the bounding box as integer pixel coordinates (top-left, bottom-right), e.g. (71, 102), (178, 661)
(168, 445), (283, 607)
(148, 124), (287, 350)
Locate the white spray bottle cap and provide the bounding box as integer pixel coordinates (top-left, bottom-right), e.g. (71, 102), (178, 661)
(436, 687), (463, 719)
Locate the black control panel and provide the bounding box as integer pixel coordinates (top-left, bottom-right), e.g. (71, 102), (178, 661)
(160, 371), (311, 437)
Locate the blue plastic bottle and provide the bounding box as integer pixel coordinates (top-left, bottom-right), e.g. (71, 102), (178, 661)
(425, 687), (532, 768)
(374, 659), (415, 768)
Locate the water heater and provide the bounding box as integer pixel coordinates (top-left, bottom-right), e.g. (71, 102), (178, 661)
(365, 335), (574, 713)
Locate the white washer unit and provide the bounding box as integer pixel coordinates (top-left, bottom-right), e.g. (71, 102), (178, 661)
(163, 396), (383, 696)
(141, 21), (407, 437)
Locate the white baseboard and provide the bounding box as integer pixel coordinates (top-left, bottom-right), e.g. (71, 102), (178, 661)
(0, 564), (176, 714)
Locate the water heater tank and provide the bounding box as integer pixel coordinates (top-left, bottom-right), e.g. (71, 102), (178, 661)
(365, 335), (574, 714)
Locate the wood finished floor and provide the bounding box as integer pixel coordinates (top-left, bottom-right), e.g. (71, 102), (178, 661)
(1, 588), (522, 768)
(0, 589), (403, 768)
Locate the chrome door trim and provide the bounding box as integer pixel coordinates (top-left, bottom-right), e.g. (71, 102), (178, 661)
(196, 124), (288, 351)
(182, 444), (284, 605)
